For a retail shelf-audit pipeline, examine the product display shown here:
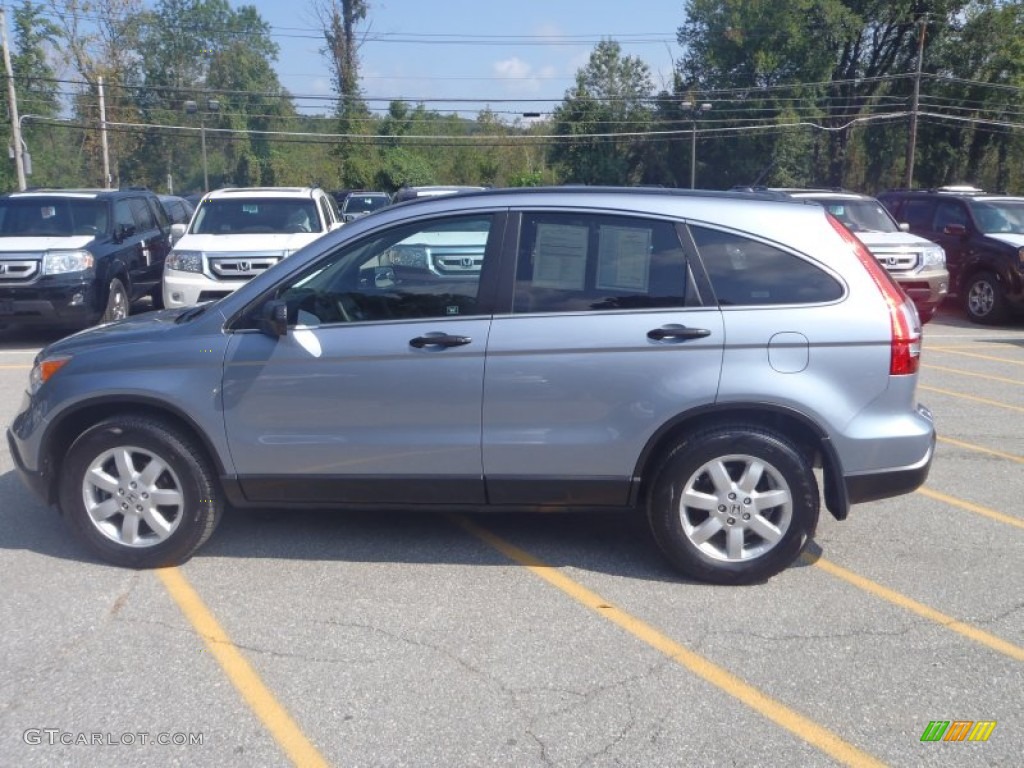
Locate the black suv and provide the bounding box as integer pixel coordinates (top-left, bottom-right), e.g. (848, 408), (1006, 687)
(878, 187), (1024, 324)
(0, 188), (172, 330)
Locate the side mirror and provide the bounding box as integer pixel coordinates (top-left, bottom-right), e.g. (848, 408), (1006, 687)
(898, 222), (910, 232)
(170, 223), (187, 241)
(259, 300), (289, 338)
(115, 223), (136, 242)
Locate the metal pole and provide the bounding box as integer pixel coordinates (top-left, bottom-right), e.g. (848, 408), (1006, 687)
(904, 16), (926, 189)
(690, 118), (697, 189)
(1, 8), (26, 190)
(98, 75), (111, 186)
(200, 117), (209, 192)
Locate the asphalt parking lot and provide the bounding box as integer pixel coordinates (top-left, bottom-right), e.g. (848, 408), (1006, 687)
(0, 303), (1021, 767)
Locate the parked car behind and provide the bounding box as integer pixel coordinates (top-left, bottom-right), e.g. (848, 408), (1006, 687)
(878, 186), (1024, 323)
(10, 187), (934, 585)
(0, 187), (172, 329)
(338, 191), (391, 222)
(158, 194), (195, 226)
(163, 186), (341, 308)
(781, 190), (948, 322)
(391, 185), (486, 204)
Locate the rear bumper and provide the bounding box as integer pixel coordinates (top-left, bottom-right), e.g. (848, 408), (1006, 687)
(844, 429), (935, 505)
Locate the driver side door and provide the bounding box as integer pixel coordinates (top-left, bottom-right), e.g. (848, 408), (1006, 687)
(221, 211), (507, 506)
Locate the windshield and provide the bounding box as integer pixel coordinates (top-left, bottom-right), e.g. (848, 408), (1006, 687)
(969, 200), (1024, 234)
(343, 195), (390, 214)
(0, 198), (109, 237)
(813, 198), (899, 233)
(191, 198), (322, 235)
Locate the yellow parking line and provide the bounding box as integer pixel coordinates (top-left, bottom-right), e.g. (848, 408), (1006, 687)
(923, 363), (1024, 386)
(804, 556), (1024, 662)
(455, 516), (887, 768)
(937, 435), (1024, 466)
(919, 385), (1024, 414)
(156, 567), (330, 768)
(0, 364), (31, 369)
(917, 486), (1024, 531)
(925, 347), (1024, 366)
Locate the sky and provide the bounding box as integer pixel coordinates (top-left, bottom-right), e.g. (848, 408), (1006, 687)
(243, 0), (688, 117)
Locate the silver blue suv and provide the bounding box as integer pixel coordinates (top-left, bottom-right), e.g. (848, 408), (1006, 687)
(8, 188), (935, 585)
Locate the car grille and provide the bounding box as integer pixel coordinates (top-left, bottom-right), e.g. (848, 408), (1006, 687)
(208, 253), (281, 281)
(427, 247), (485, 277)
(0, 257), (40, 282)
(870, 249), (919, 273)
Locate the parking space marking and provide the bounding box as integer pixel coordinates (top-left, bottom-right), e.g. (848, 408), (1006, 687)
(804, 556), (1024, 662)
(0, 364), (30, 369)
(937, 435), (1024, 466)
(455, 516), (888, 768)
(156, 567), (330, 768)
(918, 486), (1024, 531)
(919, 385), (1024, 414)
(923, 363), (1024, 386)
(925, 347), (1024, 366)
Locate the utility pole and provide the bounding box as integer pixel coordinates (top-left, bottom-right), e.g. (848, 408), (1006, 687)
(1, 8), (26, 191)
(904, 16), (926, 189)
(98, 76), (112, 187)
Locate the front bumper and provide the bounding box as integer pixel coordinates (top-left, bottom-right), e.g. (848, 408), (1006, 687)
(7, 427), (51, 504)
(892, 267), (949, 321)
(0, 276), (100, 328)
(163, 270), (245, 308)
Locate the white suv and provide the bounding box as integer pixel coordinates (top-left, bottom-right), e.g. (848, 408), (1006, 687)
(163, 187), (340, 307)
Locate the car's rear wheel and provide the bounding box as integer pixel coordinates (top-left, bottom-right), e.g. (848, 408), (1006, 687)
(964, 271), (1009, 324)
(647, 426), (819, 585)
(101, 277), (129, 323)
(59, 416), (222, 568)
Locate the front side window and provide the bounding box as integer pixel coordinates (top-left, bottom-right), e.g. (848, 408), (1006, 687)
(192, 198), (323, 235)
(0, 198), (108, 237)
(692, 225), (843, 306)
(933, 200), (969, 232)
(259, 214), (494, 327)
(513, 212), (691, 313)
(129, 198), (156, 231)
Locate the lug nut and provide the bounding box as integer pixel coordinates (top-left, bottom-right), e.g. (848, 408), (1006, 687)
(728, 493), (736, 500)
(727, 517), (736, 525)
(744, 498), (751, 505)
(718, 505), (726, 512)
(743, 513), (751, 520)
(130, 482), (137, 490)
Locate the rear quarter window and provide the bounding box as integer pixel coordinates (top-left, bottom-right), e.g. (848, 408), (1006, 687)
(691, 225), (843, 306)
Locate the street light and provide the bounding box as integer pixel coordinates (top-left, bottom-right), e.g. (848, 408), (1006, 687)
(681, 101), (712, 189)
(184, 97), (220, 192)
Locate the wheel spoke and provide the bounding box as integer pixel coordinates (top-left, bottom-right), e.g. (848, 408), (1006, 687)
(736, 460), (764, 494)
(688, 516), (724, 545)
(87, 467), (120, 495)
(747, 514), (783, 543)
(682, 488), (719, 512)
(726, 527), (745, 559)
(120, 511), (141, 544)
(113, 449), (135, 481)
(705, 460), (733, 494)
(88, 497), (121, 522)
(752, 489), (789, 513)
(149, 488), (183, 507)
(138, 456), (168, 489)
(141, 507), (174, 540)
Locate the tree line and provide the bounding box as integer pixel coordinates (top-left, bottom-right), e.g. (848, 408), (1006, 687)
(3, 0), (1022, 196)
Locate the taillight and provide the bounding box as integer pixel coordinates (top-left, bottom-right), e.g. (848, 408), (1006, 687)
(827, 214), (921, 375)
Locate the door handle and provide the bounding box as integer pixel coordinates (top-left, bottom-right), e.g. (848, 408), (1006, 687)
(409, 333), (472, 348)
(647, 326), (712, 341)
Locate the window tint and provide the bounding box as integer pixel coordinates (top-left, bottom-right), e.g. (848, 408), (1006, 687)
(691, 225), (843, 306)
(129, 198), (156, 231)
(269, 214), (493, 326)
(901, 199), (934, 230)
(513, 213), (690, 313)
(933, 200), (969, 232)
(114, 201), (135, 232)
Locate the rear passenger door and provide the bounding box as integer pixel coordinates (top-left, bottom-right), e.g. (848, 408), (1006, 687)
(482, 210), (724, 506)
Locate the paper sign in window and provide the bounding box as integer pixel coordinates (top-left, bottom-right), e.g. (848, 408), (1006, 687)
(532, 223), (588, 290)
(596, 225), (651, 292)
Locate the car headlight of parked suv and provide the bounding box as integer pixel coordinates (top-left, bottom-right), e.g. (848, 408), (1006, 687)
(42, 250), (94, 275)
(167, 250), (204, 273)
(921, 246), (945, 268)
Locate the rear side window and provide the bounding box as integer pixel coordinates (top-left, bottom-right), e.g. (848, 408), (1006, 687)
(513, 212), (692, 313)
(900, 199), (934, 230)
(691, 225), (843, 306)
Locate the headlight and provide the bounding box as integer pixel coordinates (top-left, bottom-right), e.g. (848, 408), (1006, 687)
(167, 250), (204, 273)
(382, 246), (429, 269)
(921, 247), (945, 268)
(42, 250), (94, 275)
(29, 355), (71, 395)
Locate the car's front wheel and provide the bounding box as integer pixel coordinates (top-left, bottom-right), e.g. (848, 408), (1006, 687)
(59, 416), (222, 568)
(963, 271), (1009, 324)
(101, 277), (130, 323)
(647, 426), (819, 585)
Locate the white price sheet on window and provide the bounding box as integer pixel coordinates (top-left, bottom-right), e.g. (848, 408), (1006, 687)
(597, 225), (651, 292)
(532, 223), (589, 290)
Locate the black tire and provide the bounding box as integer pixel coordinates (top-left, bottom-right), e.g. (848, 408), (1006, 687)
(963, 271), (1009, 325)
(647, 425), (819, 585)
(58, 415), (223, 568)
(101, 277), (130, 323)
